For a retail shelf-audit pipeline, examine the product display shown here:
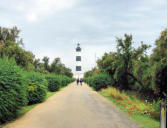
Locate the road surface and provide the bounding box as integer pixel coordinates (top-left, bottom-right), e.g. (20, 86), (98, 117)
(4, 82), (139, 128)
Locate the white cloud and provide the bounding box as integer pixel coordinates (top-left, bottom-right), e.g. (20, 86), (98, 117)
(25, 0), (78, 22)
(1, 0), (78, 23)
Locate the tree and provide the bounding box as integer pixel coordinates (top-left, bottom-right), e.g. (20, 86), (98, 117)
(151, 29), (167, 98)
(0, 27), (35, 70)
(49, 57), (73, 77)
(42, 56), (49, 71)
(97, 52), (117, 75)
(84, 67), (99, 78)
(50, 58), (61, 74)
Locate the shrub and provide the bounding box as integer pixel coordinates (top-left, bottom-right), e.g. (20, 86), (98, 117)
(58, 75), (70, 87)
(25, 72), (47, 104)
(0, 57), (27, 124)
(46, 74), (74, 91)
(45, 74), (61, 92)
(84, 73), (114, 91)
(60, 75), (75, 87)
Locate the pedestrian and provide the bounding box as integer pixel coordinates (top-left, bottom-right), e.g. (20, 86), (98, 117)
(76, 78), (79, 85)
(80, 78), (83, 86)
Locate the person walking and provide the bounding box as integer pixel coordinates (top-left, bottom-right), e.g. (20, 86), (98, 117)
(80, 78), (83, 86)
(76, 78), (79, 85)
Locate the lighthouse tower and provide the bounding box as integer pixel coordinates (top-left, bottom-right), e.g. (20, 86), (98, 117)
(75, 43), (83, 79)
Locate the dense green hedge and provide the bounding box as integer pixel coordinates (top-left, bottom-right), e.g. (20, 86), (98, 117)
(46, 74), (75, 92)
(58, 75), (75, 87)
(0, 57), (27, 124)
(45, 74), (61, 92)
(25, 72), (47, 105)
(84, 73), (114, 91)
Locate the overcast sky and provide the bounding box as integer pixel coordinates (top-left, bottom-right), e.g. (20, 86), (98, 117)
(0, 0), (167, 74)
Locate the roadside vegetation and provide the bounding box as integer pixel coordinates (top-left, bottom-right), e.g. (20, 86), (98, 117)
(0, 26), (75, 125)
(100, 88), (160, 128)
(84, 29), (167, 128)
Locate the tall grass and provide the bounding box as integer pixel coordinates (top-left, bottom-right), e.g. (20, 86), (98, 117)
(100, 87), (160, 128)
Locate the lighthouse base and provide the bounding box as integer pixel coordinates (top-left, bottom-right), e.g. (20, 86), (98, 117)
(74, 73), (83, 79)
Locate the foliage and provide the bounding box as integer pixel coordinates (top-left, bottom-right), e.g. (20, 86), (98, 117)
(0, 57), (27, 124)
(95, 34), (150, 90)
(25, 72), (47, 104)
(42, 56), (50, 71)
(0, 27), (73, 77)
(84, 73), (114, 91)
(86, 30), (167, 101)
(97, 52), (117, 75)
(46, 74), (74, 92)
(49, 58), (73, 77)
(58, 75), (75, 87)
(45, 74), (61, 92)
(150, 29), (167, 98)
(0, 27), (35, 70)
(100, 87), (160, 120)
(101, 88), (160, 128)
(84, 67), (99, 78)
(34, 56), (73, 77)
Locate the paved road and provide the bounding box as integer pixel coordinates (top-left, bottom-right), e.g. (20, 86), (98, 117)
(4, 82), (139, 128)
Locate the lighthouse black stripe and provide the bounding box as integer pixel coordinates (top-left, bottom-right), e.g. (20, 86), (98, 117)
(76, 56), (81, 61)
(76, 66), (81, 71)
(76, 47), (81, 52)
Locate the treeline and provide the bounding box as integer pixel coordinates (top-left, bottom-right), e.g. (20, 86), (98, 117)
(0, 26), (74, 124)
(84, 29), (167, 101)
(0, 26), (73, 77)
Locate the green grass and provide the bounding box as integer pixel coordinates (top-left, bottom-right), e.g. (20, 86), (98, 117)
(45, 91), (58, 99)
(18, 104), (37, 117)
(99, 91), (160, 128)
(131, 114), (160, 128)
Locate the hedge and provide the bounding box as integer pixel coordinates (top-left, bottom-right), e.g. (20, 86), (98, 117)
(25, 72), (47, 105)
(45, 74), (74, 92)
(58, 75), (75, 87)
(0, 57), (27, 124)
(84, 73), (114, 91)
(45, 74), (61, 92)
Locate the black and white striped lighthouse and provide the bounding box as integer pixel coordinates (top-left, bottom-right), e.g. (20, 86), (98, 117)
(75, 43), (83, 78)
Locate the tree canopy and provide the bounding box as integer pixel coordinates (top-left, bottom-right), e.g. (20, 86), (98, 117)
(85, 30), (167, 100)
(0, 26), (73, 77)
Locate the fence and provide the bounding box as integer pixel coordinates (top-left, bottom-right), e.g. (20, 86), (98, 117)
(160, 102), (167, 128)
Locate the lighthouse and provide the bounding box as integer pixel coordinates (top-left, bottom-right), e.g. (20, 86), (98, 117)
(75, 43), (83, 79)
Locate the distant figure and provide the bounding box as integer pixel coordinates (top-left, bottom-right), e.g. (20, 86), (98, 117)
(80, 78), (83, 86)
(76, 78), (79, 85)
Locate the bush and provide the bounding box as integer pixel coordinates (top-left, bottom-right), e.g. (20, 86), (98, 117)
(58, 75), (75, 87)
(0, 57), (27, 124)
(46, 74), (75, 92)
(84, 73), (114, 91)
(45, 74), (61, 92)
(25, 72), (47, 104)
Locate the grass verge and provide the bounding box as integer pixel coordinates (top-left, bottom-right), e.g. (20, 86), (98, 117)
(99, 88), (160, 128)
